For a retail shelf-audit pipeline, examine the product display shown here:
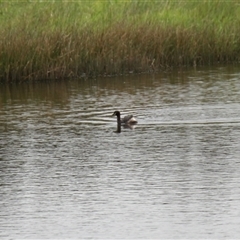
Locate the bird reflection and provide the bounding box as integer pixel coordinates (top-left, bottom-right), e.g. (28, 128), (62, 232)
(115, 123), (121, 133)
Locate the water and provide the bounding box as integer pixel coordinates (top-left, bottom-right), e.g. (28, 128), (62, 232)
(1, 65), (240, 239)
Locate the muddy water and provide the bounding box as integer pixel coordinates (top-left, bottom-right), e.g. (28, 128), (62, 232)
(1, 66), (240, 238)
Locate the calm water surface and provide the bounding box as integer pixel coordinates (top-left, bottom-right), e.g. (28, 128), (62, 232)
(1, 66), (240, 239)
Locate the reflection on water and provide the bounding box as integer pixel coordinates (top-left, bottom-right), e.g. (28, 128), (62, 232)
(1, 66), (240, 239)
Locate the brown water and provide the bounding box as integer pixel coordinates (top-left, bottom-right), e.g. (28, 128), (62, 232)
(1, 66), (240, 239)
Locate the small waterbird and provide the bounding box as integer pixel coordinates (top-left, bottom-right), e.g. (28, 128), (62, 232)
(112, 111), (138, 125)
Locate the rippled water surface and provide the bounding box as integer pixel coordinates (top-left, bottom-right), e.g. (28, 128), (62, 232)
(1, 66), (240, 239)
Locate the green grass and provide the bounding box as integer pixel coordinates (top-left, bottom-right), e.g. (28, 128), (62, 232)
(1, 0), (240, 82)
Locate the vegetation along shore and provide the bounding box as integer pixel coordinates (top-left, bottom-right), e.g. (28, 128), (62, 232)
(1, 1), (240, 82)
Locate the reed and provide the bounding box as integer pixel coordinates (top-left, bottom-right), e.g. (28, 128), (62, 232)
(1, 1), (240, 82)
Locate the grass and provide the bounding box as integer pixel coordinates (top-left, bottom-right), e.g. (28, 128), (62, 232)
(1, 0), (240, 82)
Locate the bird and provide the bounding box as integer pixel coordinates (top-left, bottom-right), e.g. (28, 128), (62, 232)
(112, 111), (138, 125)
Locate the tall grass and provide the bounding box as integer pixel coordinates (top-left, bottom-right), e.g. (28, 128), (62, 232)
(1, 1), (240, 82)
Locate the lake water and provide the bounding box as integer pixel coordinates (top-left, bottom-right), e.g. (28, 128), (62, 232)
(1, 65), (240, 239)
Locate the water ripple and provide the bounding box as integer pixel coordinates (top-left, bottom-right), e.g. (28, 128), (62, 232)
(1, 66), (240, 239)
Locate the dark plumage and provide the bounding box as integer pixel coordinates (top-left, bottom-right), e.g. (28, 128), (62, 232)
(112, 111), (138, 125)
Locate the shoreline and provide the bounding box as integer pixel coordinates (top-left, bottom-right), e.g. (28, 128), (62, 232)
(1, 1), (240, 82)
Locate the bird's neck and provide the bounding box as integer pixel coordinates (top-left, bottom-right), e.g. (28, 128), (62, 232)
(117, 115), (121, 124)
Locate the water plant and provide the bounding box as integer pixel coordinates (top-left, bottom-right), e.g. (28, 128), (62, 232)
(1, 1), (240, 82)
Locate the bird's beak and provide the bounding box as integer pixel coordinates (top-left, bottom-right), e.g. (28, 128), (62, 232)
(112, 113), (115, 117)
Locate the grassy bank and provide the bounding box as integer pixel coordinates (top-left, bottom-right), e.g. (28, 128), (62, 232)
(1, 1), (240, 82)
